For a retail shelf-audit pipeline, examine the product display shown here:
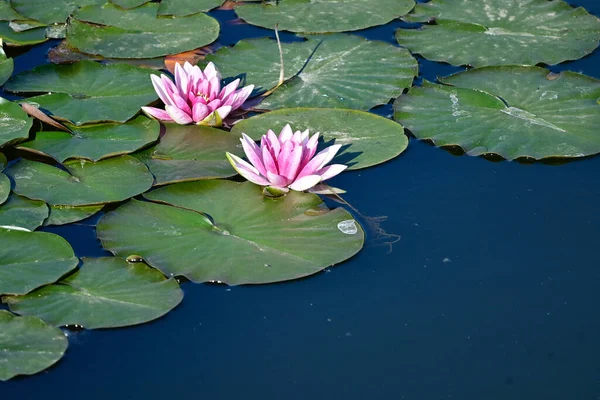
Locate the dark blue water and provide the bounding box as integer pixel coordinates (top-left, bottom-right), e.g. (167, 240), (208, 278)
(3, 2), (600, 399)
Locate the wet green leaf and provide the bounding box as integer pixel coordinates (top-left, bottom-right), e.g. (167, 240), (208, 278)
(0, 193), (48, 230)
(6, 257), (183, 329)
(97, 180), (364, 285)
(66, 3), (220, 59)
(235, 0), (415, 33)
(44, 204), (103, 226)
(5, 61), (159, 125)
(110, 0), (151, 8)
(133, 123), (243, 186)
(0, 22), (46, 46)
(0, 172), (9, 204)
(18, 116), (160, 162)
(11, 0), (105, 24)
(231, 108), (408, 170)
(0, 228), (78, 296)
(396, 0), (600, 67)
(0, 97), (32, 147)
(0, 310), (68, 381)
(5, 155), (154, 206)
(394, 66), (600, 159)
(158, 0), (225, 16)
(0, 42), (13, 86)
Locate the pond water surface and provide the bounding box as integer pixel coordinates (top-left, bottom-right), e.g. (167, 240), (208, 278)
(3, 1), (600, 399)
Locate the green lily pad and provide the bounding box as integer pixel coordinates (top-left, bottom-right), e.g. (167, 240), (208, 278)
(205, 35), (418, 110)
(44, 204), (103, 226)
(0, 97), (32, 147)
(5, 155), (154, 206)
(0, 228), (78, 296)
(0, 42), (13, 86)
(231, 108), (408, 170)
(396, 0), (600, 67)
(97, 180), (364, 285)
(18, 116), (160, 162)
(0, 22), (47, 46)
(0, 1), (23, 21)
(66, 3), (220, 59)
(394, 66), (600, 160)
(5, 61), (159, 125)
(110, 0), (151, 8)
(11, 0), (105, 24)
(158, 0), (225, 16)
(234, 0), (415, 33)
(5, 257), (183, 329)
(0, 310), (68, 381)
(0, 152), (5, 168)
(133, 123), (243, 186)
(0, 193), (49, 230)
(0, 172), (9, 204)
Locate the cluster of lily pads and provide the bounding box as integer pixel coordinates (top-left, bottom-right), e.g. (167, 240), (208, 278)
(0, 0), (599, 382)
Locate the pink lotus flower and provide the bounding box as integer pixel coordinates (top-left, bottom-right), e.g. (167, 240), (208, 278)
(226, 124), (347, 194)
(142, 61), (254, 126)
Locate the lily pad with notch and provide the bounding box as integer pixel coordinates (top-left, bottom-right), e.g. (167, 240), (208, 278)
(393, 66), (600, 159)
(4, 257), (184, 329)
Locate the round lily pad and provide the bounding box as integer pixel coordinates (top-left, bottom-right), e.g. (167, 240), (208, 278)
(0, 193), (48, 231)
(5, 155), (154, 206)
(234, 0), (415, 33)
(133, 123), (243, 186)
(44, 204), (103, 226)
(396, 0), (600, 67)
(394, 66), (600, 160)
(0, 22), (47, 46)
(0, 310), (68, 381)
(0, 43), (13, 86)
(97, 180), (364, 285)
(206, 35), (418, 110)
(66, 3), (220, 59)
(0, 227), (78, 296)
(231, 108), (408, 170)
(18, 116), (160, 162)
(5, 61), (160, 125)
(11, 0), (105, 24)
(158, 0), (225, 16)
(5, 257), (184, 329)
(0, 172), (8, 204)
(0, 97), (32, 147)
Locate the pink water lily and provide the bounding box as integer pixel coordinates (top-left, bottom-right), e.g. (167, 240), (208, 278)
(142, 61), (254, 126)
(226, 124), (347, 194)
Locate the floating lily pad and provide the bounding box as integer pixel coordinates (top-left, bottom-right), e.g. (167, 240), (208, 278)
(5, 155), (154, 206)
(66, 3), (220, 59)
(44, 204), (103, 226)
(0, 228), (78, 295)
(0, 310), (68, 381)
(0, 172), (9, 204)
(110, 0), (151, 8)
(134, 123), (243, 186)
(11, 0), (105, 24)
(235, 0), (415, 33)
(206, 35), (418, 110)
(5, 257), (183, 329)
(396, 0), (600, 67)
(18, 116), (160, 162)
(0, 22), (46, 46)
(0, 42), (13, 86)
(231, 108), (408, 170)
(5, 61), (159, 125)
(0, 1), (23, 21)
(97, 180), (364, 285)
(0, 97), (32, 147)
(158, 0), (225, 16)
(394, 66), (600, 160)
(0, 193), (49, 230)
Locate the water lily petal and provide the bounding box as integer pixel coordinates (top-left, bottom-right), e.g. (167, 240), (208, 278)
(174, 62), (189, 99)
(151, 74), (174, 106)
(280, 144), (304, 181)
(219, 78), (240, 103)
(141, 106), (173, 122)
(316, 164), (347, 181)
(208, 77), (220, 101)
(226, 152), (270, 186)
(241, 133), (267, 176)
(278, 124), (293, 143)
(192, 102), (210, 123)
(289, 175), (323, 192)
(165, 105), (193, 124)
(297, 144), (341, 178)
(229, 84), (254, 109)
(216, 105), (232, 120)
(266, 171), (289, 188)
(203, 62), (220, 81)
(266, 130), (281, 157)
(302, 132), (320, 165)
(262, 145), (278, 175)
